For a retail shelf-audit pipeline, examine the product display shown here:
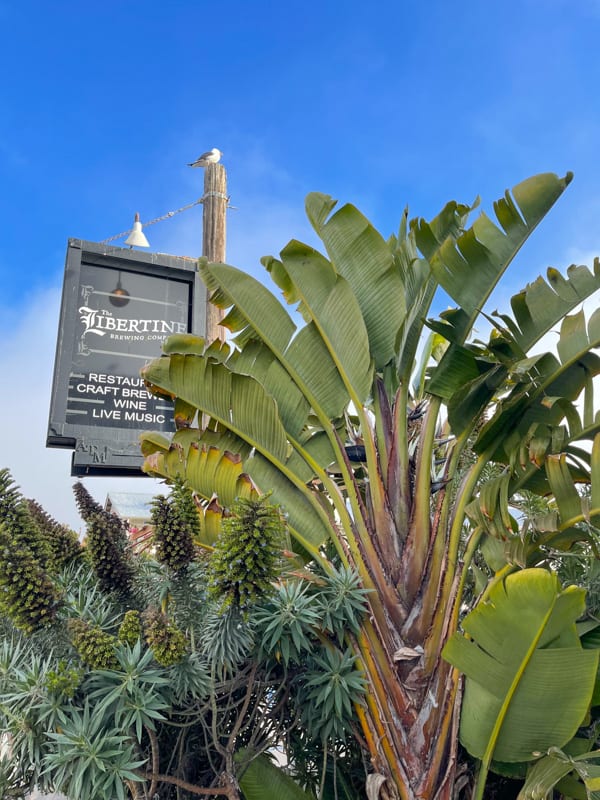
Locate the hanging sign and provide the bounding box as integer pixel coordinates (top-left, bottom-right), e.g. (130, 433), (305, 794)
(47, 239), (206, 476)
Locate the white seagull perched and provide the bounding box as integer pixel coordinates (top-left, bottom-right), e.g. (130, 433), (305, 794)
(188, 148), (223, 167)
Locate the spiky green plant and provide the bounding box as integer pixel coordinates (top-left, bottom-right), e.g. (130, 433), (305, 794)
(118, 609), (142, 646)
(45, 659), (83, 698)
(0, 470), (61, 633)
(0, 524), (60, 633)
(73, 480), (105, 522)
(207, 495), (284, 613)
(142, 606), (187, 666)
(151, 490), (197, 573)
(0, 468), (52, 568)
(171, 478), (202, 538)
(85, 511), (133, 595)
(28, 498), (83, 568)
(67, 618), (119, 669)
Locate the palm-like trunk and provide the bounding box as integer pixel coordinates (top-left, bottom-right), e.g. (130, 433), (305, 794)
(332, 381), (476, 800)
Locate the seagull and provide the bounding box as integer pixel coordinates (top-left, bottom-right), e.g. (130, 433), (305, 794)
(188, 148), (223, 167)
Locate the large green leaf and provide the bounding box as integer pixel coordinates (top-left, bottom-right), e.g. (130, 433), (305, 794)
(305, 193), (404, 369)
(229, 340), (310, 439)
(395, 197), (474, 384)
(443, 569), (598, 763)
(238, 753), (317, 800)
(279, 240), (373, 403)
(200, 262), (352, 420)
(497, 259), (600, 353)
(518, 747), (600, 800)
(474, 306), (600, 460)
(416, 173), (572, 321)
(142, 354), (288, 463)
(141, 353), (333, 550)
(428, 262), (600, 438)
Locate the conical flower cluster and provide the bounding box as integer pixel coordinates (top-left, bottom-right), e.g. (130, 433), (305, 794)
(85, 511), (134, 595)
(73, 481), (105, 522)
(143, 606), (187, 666)
(74, 481), (134, 595)
(27, 498), (83, 568)
(207, 495), (284, 613)
(118, 609), (142, 646)
(0, 468), (52, 568)
(151, 485), (197, 573)
(67, 618), (118, 669)
(0, 469), (60, 633)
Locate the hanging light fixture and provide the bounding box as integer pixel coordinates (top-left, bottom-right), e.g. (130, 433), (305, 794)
(124, 212), (150, 248)
(109, 271), (130, 307)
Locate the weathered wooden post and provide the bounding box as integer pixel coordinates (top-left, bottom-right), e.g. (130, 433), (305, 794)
(202, 162), (227, 342)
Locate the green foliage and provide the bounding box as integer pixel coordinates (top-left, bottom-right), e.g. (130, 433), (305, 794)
(67, 618), (119, 670)
(199, 603), (256, 672)
(256, 580), (322, 665)
(444, 568), (600, 799)
(316, 564), (371, 641)
(0, 481), (371, 799)
(85, 511), (133, 595)
(27, 498), (83, 568)
(239, 752), (318, 800)
(0, 468), (52, 568)
(58, 560), (123, 630)
(142, 606), (188, 667)
(208, 494), (284, 613)
(118, 609), (142, 645)
(44, 702), (146, 800)
(167, 650), (211, 703)
(301, 647), (367, 741)
(44, 659), (82, 698)
(150, 488), (197, 572)
(85, 642), (171, 742)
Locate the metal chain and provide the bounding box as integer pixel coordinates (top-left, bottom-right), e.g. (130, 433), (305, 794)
(100, 197), (205, 244)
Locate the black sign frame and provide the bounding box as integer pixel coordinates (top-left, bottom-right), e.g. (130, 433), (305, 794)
(47, 239), (206, 476)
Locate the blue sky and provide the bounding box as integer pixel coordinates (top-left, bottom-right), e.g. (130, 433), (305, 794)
(1, 0), (599, 529)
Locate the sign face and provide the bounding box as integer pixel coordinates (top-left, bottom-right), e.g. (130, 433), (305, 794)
(47, 240), (206, 476)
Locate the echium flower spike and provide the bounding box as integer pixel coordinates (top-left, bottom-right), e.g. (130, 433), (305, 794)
(67, 618), (119, 669)
(0, 469), (61, 632)
(151, 490), (196, 573)
(0, 522), (60, 633)
(118, 610), (142, 646)
(143, 606), (187, 666)
(171, 479), (202, 539)
(0, 468), (53, 568)
(73, 482), (129, 550)
(207, 494), (285, 614)
(73, 481), (105, 522)
(85, 512), (134, 596)
(27, 498), (83, 568)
